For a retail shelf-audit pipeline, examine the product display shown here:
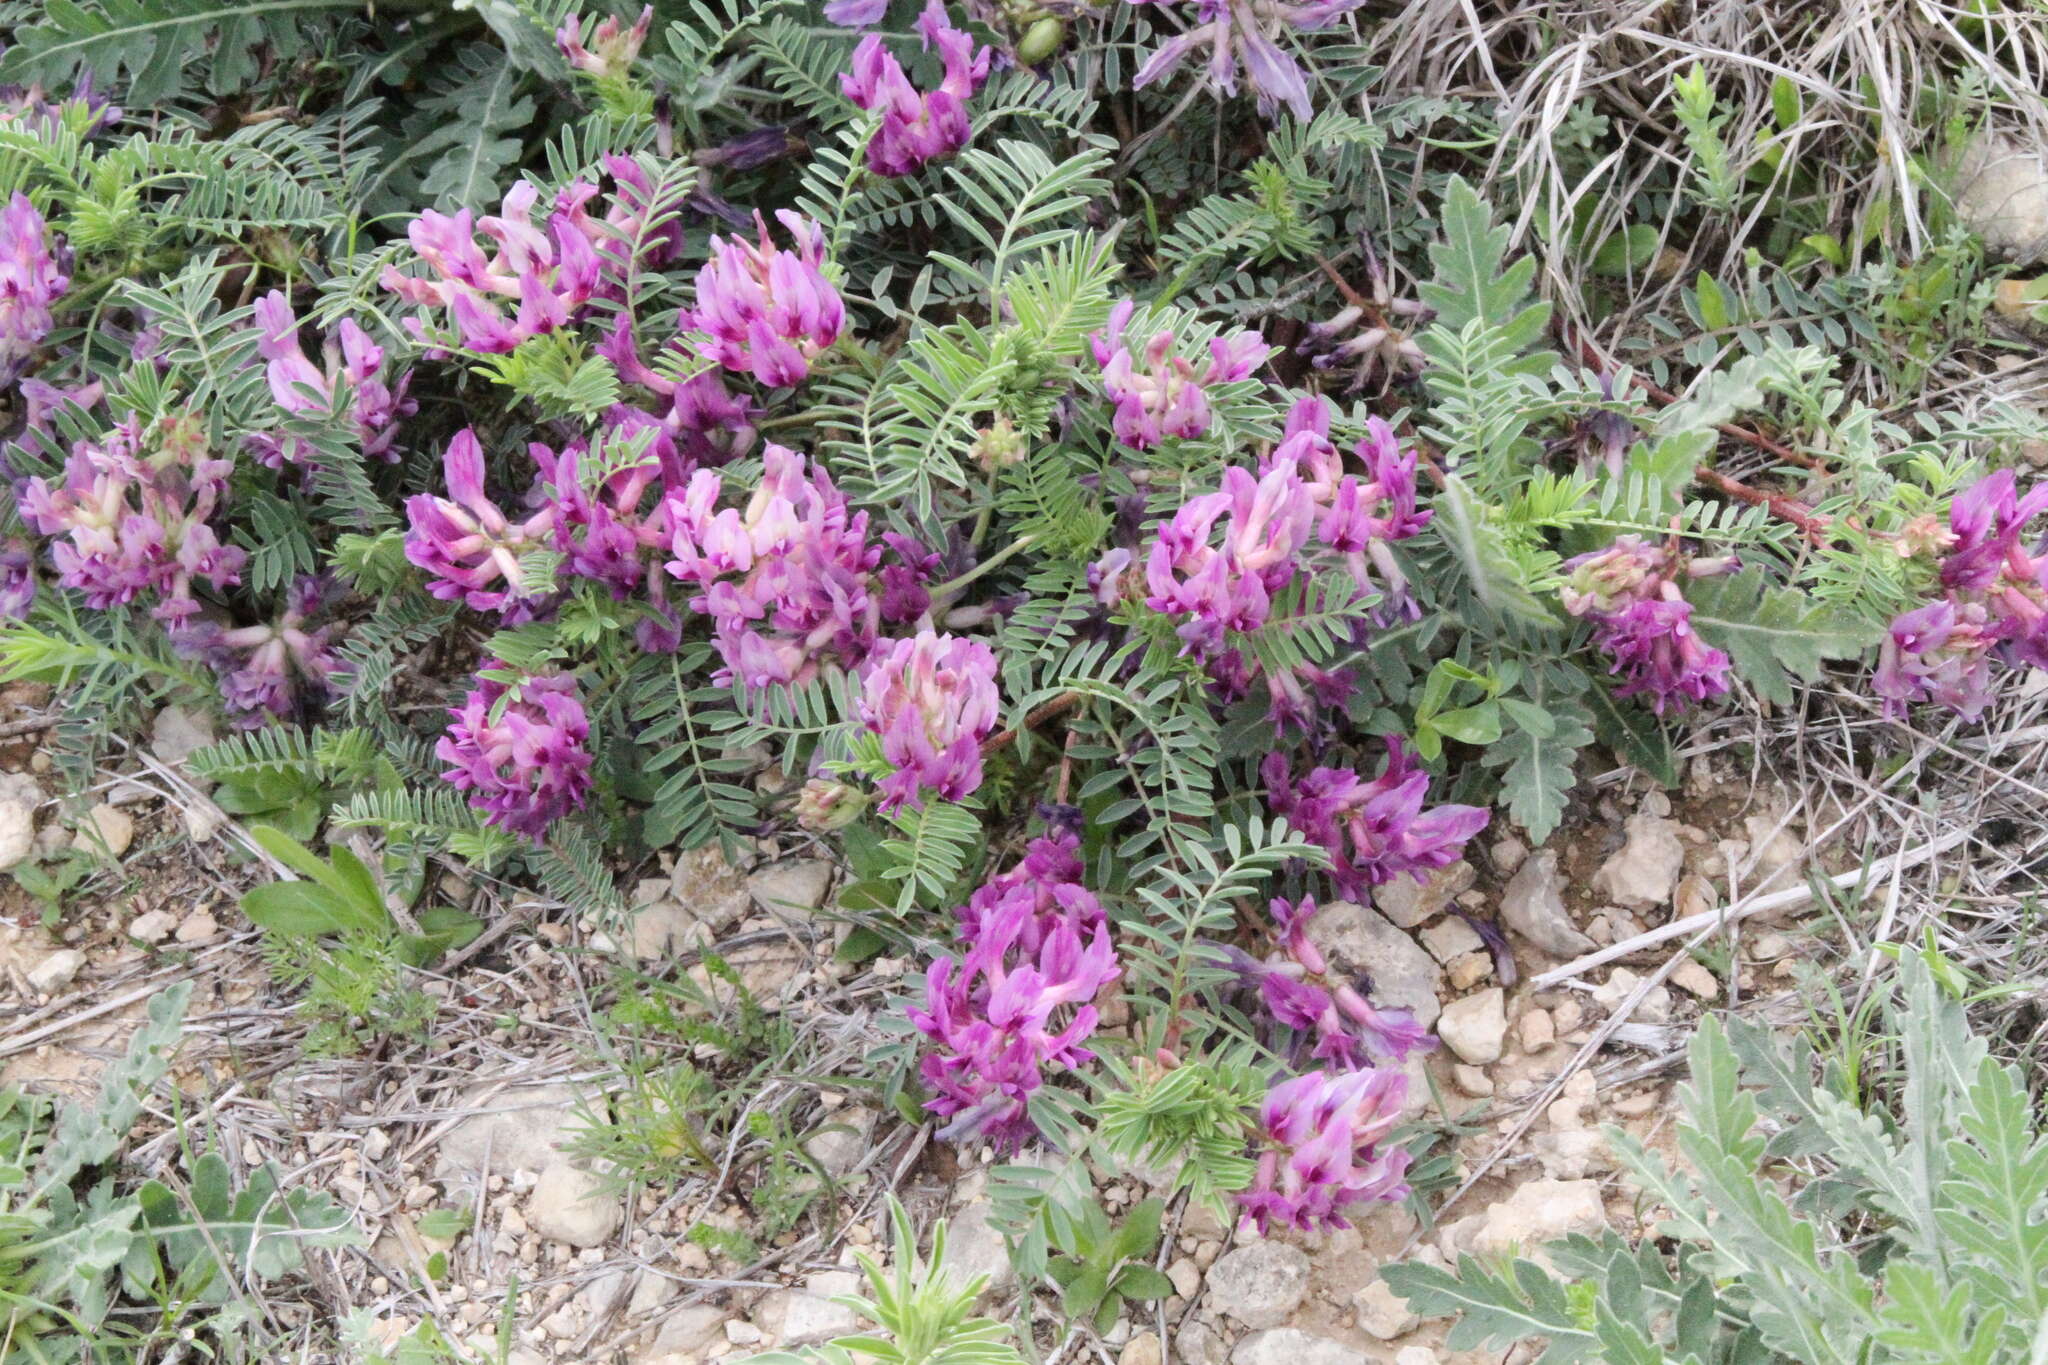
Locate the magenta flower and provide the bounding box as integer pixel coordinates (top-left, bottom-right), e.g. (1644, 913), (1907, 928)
(597, 316), (761, 470)
(1090, 301), (1269, 449)
(438, 666), (594, 842)
(689, 211), (844, 387)
(665, 443), (880, 691)
(1874, 598), (1997, 720)
(248, 290), (414, 465)
(1238, 1067), (1411, 1234)
(1, 76), (121, 140)
(1232, 896), (1432, 1067)
(955, 829), (1106, 953)
(380, 182), (603, 354)
(1561, 537), (1732, 715)
(1262, 738), (1490, 897)
(910, 866), (1121, 1150)
(1133, 0), (1367, 122)
(184, 576), (351, 727)
(826, 0), (889, 24)
(1145, 463), (1315, 656)
(556, 6), (652, 77)
(840, 0), (992, 177)
(857, 629), (1000, 811)
(403, 429), (558, 617)
(527, 432), (674, 600)
(1315, 416), (1430, 621)
(1, 193), (69, 384)
(19, 414), (245, 625)
(0, 540), (35, 619)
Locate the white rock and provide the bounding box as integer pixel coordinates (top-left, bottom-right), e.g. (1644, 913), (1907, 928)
(1742, 812), (1805, 883)
(1475, 1178), (1606, 1254)
(940, 1201), (1017, 1301)
(0, 788), (37, 872)
(26, 947), (84, 994)
(174, 911), (219, 943)
(628, 900), (705, 963)
(525, 1164), (622, 1248)
(1953, 131), (2048, 264)
(1167, 1256), (1201, 1299)
(725, 1319), (763, 1345)
(1232, 1328), (1372, 1365)
(1395, 1348), (1441, 1365)
(1420, 916), (1483, 964)
(1304, 900), (1442, 1028)
(1670, 958), (1720, 1000)
(78, 804), (135, 858)
(1519, 1007), (1555, 1051)
(183, 802), (227, 842)
(1373, 860), (1475, 929)
(644, 1304), (727, 1355)
(1177, 1323), (1229, 1365)
(1352, 1277), (1417, 1340)
(1118, 1330), (1163, 1365)
(1437, 987), (1507, 1065)
(667, 843), (754, 932)
(1500, 850), (1593, 958)
(779, 1270), (862, 1346)
(129, 910), (177, 943)
(432, 1084), (592, 1179)
(1592, 967), (1671, 1024)
(1203, 1241), (1310, 1330)
(1594, 815), (1685, 910)
(1490, 836), (1528, 875)
(151, 705), (217, 771)
(804, 1107), (876, 1178)
(1452, 1064), (1493, 1097)
(748, 859), (834, 919)
(1534, 1128), (1614, 1180)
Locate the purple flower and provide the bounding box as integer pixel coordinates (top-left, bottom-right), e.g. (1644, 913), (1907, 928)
(1262, 738), (1490, 898)
(1561, 537), (1733, 715)
(380, 182), (602, 354)
(1234, 896), (1433, 1066)
(184, 576), (351, 727)
(1145, 464), (1315, 655)
(556, 6), (653, 78)
(857, 629), (1000, 811)
(403, 429), (559, 616)
(248, 290), (415, 465)
(1237, 1067), (1411, 1235)
(19, 413), (245, 624)
(1314, 416), (1430, 622)
(597, 316), (762, 469)
(688, 210), (844, 387)
(1, 193), (69, 385)
(665, 444), (880, 692)
(1133, 0), (1367, 122)
(0, 540), (36, 619)
(437, 666), (594, 842)
(1874, 598), (1996, 720)
(1, 76), (121, 139)
(910, 841), (1121, 1150)
(1090, 301), (1269, 449)
(529, 429), (674, 600)
(826, 0), (890, 25)
(841, 0), (991, 177)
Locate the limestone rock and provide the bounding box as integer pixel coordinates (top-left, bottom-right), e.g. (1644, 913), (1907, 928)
(642, 1304), (727, 1356)
(628, 900), (706, 963)
(1118, 1330), (1163, 1365)
(1500, 850), (1593, 958)
(1177, 1323), (1229, 1365)
(1954, 131), (2048, 265)
(1373, 860), (1475, 929)
(1304, 900), (1442, 1028)
(129, 910), (177, 943)
(1595, 815), (1685, 910)
(431, 1084), (592, 1179)
(749, 859), (834, 919)
(0, 776), (39, 872)
(79, 804), (134, 858)
(26, 947), (84, 994)
(1437, 987), (1507, 1065)
(1232, 1329), (1373, 1365)
(151, 705), (217, 772)
(525, 1163), (622, 1248)
(1475, 1178), (1606, 1254)
(666, 843), (754, 932)
(941, 1201), (1017, 1301)
(780, 1270), (863, 1346)
(1354, 1277), (1418, 1340)
(1204, 1240), (1311, 1330)
(1419, 916), (1483, 964)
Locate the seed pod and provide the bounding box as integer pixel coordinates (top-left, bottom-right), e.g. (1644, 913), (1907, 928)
(1015, 16), (1065, 65)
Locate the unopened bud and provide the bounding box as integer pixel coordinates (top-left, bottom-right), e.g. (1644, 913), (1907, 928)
(970, 415), (1026, 470)
(795, 777), (867, 832)
(1015, 16), (1065, 65)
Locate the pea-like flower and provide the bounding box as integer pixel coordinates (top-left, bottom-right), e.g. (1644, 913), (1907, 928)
(185, 576), (352, 727)
(403, 428), (559, 617)
(840, 0), (991, 177)
(1238, 1067), (1411, 1234)
(665, 444), (880, 692)
(0, 540), (35, 619)
(910, 839), (1121, 1150)
(689, 210), (844, 387)
(248, 290), (414, 466)
(556, 6), (653, 78)
(19, 413), (245, 625)
(1229, 896), (1433, 1067)
(1874, 598), (1996, 720)
(1, 192), (69, 385)
(1133, 0), (1367, 123)
(530, 425), (677, 601)
(857, 629), (1000, 811)
(438, 666), (594, 842)
(1146, 464), (1316, 656)
(1090, 301), (1269, 450)
(1262, 738), (1489, 898)
(1561, 536), (1732, 715)
(380, 182), (603, 354)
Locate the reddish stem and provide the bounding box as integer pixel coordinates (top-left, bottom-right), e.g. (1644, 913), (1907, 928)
(981, 690), (1082, 754)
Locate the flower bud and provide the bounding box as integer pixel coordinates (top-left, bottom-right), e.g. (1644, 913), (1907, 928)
(1015, 16), (1065, 65)
(795, 778), (868, 832)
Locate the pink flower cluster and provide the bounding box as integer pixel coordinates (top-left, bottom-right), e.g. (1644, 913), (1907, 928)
(1090, 301), (1268, 450)
(0, 540), (35, 619)
(249, 290), (415, 465)
(1560, 536), (1732, 715)
(689, 211), (844, 387)
(1133, 0), (1367, 122)
(1876, 471), (2048, 720)
(185, 575), (351, 727)
(1134, 397), (1431, 732)
(438, 666), (594, 841)
(1231, 896), (1432, 1066)
(909, 831), (1121, 1150)
(841, 1), (992, 177)
(665, 444), (881, 691)
(19, 412), (245, 626)
(404, 429), (560, 618)
(1262, 737), (1489, 898)
(1238, 1067), (1411, 1234)
(556, 6), (652, 78)
(857, 629), (999, 811)
(598, 318), (760, 469)
(1, 193), (69, 385)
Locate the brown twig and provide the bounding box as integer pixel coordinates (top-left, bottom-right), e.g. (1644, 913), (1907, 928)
(1693, 464), (1833, 546)
(981, 690), (1082, 754)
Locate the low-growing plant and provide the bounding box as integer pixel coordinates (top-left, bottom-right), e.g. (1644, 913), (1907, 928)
(1384, 942), (2048, 1364)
